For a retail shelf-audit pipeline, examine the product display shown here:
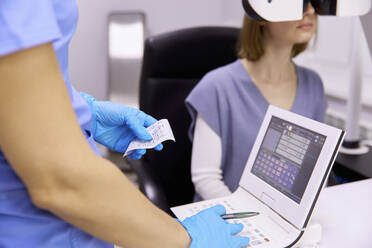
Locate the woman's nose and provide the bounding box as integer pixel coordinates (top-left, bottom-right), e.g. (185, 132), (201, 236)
(304, 2), (316, 16)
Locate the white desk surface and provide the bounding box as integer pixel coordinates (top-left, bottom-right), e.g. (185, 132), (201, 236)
(116, 179), (372, 248)
(311, 179), (372, 247)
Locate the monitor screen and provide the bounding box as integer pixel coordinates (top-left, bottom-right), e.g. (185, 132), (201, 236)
(251, 116), (326, 204)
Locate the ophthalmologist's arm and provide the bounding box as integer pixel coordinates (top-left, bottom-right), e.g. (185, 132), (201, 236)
(0, 43), (190, 248)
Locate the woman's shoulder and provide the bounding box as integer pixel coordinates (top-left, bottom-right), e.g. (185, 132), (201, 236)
(296, 64), (322, 83)
(199, 59), (242, 86)
(187, 60), (244, 103)
(296, 64), (325, 97)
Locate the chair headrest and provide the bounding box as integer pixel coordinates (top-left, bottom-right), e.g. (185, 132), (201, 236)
(142, 26), (240, 78)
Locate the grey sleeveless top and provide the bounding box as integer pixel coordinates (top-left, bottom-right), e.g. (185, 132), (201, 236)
(186, 59), (327, 201)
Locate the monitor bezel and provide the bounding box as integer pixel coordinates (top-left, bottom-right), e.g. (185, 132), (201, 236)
(239, 105), (344, 229)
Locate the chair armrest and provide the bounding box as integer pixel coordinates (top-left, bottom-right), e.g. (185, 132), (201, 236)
(127, 159), (173, 215)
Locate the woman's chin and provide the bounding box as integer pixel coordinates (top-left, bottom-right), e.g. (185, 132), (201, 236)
(294, 34), (313, 44)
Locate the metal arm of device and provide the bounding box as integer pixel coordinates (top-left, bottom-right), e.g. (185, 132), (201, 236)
(340, 11), (372, 155)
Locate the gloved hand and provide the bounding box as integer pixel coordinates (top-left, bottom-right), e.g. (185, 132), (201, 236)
(178, 205), (250, 248)
(80, 92), (163, 159)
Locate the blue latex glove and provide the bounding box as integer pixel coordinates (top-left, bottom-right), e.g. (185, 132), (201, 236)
(80, 92), (163, 159)
(179, 205), (250, 248)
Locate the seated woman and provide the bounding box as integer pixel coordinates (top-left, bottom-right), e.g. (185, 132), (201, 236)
(186, 3), (327, 201)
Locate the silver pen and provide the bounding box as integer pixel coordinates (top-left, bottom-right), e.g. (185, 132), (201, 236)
(221, 212), (260, 220)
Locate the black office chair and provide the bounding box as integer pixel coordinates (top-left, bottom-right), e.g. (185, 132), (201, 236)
(128, 26), (240, 215)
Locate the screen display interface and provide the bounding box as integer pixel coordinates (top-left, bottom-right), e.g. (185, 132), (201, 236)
(251, 116), (326, 204)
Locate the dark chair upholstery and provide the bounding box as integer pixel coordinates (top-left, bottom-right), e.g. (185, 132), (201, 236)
(129, 26), (240, 215)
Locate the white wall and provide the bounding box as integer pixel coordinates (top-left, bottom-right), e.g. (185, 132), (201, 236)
(69, 0), (244, 100)
(221, 0), (245, 26)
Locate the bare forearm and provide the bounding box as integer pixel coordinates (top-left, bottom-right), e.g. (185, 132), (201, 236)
(33, 156), (190, 248)
(0, 44), (190, 248)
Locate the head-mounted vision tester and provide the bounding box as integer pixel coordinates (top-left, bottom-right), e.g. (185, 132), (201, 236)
(242, 0), (372, 22)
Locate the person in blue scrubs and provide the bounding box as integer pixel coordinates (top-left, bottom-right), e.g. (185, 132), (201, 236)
(0, 1), (249, 248)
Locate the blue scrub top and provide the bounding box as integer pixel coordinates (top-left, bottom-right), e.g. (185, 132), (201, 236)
(0, 1), (112, 247)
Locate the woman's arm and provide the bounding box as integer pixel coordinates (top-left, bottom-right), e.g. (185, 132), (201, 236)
(0, 43), (190, 248)
(191, 115), (232, 200)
